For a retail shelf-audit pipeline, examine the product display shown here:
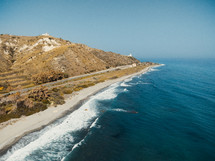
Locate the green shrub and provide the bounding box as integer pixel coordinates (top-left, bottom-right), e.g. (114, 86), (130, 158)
(52, 88), (59, 92)
(49, 92), (65, 105)
(109, 76), (118, 79)
(42, 99), (50, 104)
(62, 89), (73, 94)
(28, 86), (50, 101)
(64, 73), (69, 78)
(32, 70), (68, 84)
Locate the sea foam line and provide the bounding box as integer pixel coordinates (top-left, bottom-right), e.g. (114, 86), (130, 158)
(2, 83), (120, 161)
(111, 108), (128, 112)
(2, 65), (165, 161)
(90, 117), (101, 129)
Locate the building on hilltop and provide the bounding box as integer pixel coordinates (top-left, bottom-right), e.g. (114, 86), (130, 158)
(41, 33), (50, 36)
(128, 53), (133, 57)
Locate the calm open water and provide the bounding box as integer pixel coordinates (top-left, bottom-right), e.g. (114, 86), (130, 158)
(1, 58), (215, 161)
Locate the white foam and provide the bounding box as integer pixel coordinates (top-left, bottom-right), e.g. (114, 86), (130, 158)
(3, 83), (120, 161)
(123, 88), (128, 92)
(124, 77), (134, 83)
(120, 82), (130, 87)
(4, 100), (99, 160)
(63, 134), (87, 160)
(92, 83), (119, 100)
(63, 118), (99, 160)
(148, 68), (159, 72)
(120, 76), (136, 87)
(90, 118), (100, 129)
(72, 139), (85, 151)
(66, 105), (127, 157)
(112, 108), (128, 112)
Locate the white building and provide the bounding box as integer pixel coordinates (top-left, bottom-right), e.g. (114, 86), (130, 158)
(41, 33), (50, 36)
(128, 53), (133, 57)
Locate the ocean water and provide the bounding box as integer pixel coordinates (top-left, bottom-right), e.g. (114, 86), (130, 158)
(1, 59), (215, 161)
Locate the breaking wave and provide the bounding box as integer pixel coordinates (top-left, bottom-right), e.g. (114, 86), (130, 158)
(1, 83), (121, 161)
(0, 65), (165, 161)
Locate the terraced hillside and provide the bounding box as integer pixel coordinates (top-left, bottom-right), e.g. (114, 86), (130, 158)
(0, 33), (140, 93)
(0, 70), (34, 94)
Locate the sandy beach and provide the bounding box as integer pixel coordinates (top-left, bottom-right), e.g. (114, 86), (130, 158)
(0, 65), (158, 154)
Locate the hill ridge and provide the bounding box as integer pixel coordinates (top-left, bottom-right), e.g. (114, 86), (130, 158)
(0, 34), (140, 91)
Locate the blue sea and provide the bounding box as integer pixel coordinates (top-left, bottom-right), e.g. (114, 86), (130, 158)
(1, 58), (215, 161)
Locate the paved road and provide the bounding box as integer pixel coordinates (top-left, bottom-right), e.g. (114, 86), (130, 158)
(2, 65), (132, 96)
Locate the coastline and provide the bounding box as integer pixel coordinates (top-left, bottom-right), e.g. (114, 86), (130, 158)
(0, 65), (160, 154)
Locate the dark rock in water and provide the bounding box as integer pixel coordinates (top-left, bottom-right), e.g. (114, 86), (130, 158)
(128, 110), (138, 114)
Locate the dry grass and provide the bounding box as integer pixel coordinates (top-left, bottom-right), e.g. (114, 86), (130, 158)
(0, 64), (153, 123)
(55, 64), (148, 94)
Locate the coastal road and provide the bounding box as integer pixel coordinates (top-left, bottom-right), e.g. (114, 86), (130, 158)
(1, 65), (133, 96)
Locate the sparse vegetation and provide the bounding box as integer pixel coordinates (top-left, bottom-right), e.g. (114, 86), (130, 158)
(49, 92), (65, 106)
(0, 85), (66, 123)
(0, 64), (156, 123)
(62, 88), (73, 94)
(0, 81), (10, 92)
(28, 86), (50, 101)
(32, 70), (68, 84)
(0, 34), (157, 124)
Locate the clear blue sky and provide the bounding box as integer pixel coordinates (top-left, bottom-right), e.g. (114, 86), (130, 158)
(0, 0), (215, 58)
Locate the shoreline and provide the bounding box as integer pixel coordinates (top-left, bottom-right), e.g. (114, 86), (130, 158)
(0, 65), (160, 155)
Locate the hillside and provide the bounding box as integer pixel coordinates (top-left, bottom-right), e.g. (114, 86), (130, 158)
(0, 33), (140, 91)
